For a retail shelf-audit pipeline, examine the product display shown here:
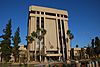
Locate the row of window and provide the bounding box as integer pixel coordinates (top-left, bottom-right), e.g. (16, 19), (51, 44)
(30, 11), (68, 18)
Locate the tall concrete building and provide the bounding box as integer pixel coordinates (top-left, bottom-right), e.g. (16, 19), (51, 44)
(28, 6), (70, 62)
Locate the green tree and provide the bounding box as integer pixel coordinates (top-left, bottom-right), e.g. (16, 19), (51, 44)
(94, 37), (100, 57)
(0, 19), (12, 62)
(91, 39), (95, 57)
(95, 37), (100, 47)
(76, 44), (78, 48)
(12, 27), (21, 62)
(91, 39), (95, 48)
(86, 37), (100, 58)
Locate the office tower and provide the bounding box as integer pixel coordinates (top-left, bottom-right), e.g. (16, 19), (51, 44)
(28, 6), (70, 62)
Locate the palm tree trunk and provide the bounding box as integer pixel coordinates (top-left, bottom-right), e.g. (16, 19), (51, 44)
(34, 39), (37, 61)
(39, 40), (41, 62)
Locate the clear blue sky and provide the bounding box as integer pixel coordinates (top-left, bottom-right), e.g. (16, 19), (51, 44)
(0, 0), (100, 48)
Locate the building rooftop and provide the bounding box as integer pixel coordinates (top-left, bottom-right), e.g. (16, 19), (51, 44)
(29, 5), (68, 16)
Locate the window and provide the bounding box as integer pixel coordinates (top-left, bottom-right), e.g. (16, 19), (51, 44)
(41, 12), (44, 15)
(61, 15), (63, 17)
(45, 12), (56, 16)
(41, 17), (44, 28)
(37, 11), (40, 14)
(30, 11), (35, 14)
(57, 14), (59, 17)
(37, 17), (40, 29)
(64, 15), (68, 18)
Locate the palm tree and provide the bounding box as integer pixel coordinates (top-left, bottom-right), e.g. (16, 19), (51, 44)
(67, 30), (74, 40)
(66, 30), (74, 48)
(66, 30), (74, 61)
(37, 28), (46, 62)
(26, 33), (35, 62)
(26, 28), (46, 62)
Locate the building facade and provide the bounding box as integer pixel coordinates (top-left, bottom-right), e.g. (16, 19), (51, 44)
(28, 6), (70, 62)
(70, 48), (88, 60)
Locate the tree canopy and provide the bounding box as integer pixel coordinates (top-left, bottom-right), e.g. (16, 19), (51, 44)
(12, 27), (21, 62)
(0, 19), (21, 62)
(0, 19), (12, 62)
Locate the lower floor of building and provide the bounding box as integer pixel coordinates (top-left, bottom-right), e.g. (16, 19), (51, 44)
(28, 50), (67, 62)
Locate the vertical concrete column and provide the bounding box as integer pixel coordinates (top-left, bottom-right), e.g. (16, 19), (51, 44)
(31, 16), (36, 51)
(28, 17), (31, 36)
(31, 16), (36, 61)
(87, 64), (90, 67)
(96, 61), (99, 67)
(27, 17), (31, 63)
(34, 17), (37, 61)
(65, 20), (70, 60)
(56, 14), (61, 61)
(75, 61), (80, 67)
(92, 62), (95, 67)
(89, 62), (92, 67)
(44, 12), (47, 62)
(64, 19), (70, 61)
(60, 16), (65, 60)
(39, 12), (42, 62)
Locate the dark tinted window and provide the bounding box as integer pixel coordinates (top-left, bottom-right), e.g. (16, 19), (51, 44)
(37, 17), (40, 29)
(45, 12), (56, 16)
(37, 11), (40, 14)
(30, 11), (35, 14)
(57, 14), (60, 17)
(61, 15), (63, 17)
(41, 12), (44, 14)
(64, 15), (68, 18)
(41, 17), (44, 28)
